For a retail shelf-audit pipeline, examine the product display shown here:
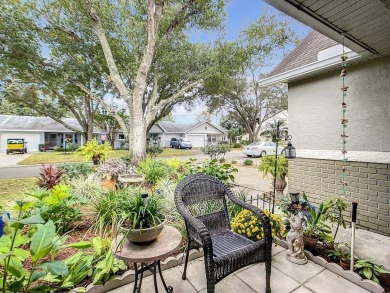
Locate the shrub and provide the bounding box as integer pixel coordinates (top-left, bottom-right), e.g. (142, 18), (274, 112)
(219, 157), (226, 163)
(230, 142), (243, 148)
(70, 173), (105, 202)
(146, 145), (163, 158)
(201, 144), (231, 160)
(36, 164), (64, 190)
(231, 160), (237, 164)
(54, 143), (78, 152)
(96, 158), (127, 181)
(94, 190), (122, 232)
(186, 158), (238, 185)
(243, 159), (253, 166)
(232, 208), (285, 242)
(29, 184), (82, 234)
(59, 162), (95, 179)
(137, 158), (174, 184)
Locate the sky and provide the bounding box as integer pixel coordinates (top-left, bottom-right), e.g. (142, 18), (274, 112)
(173, 0), (311, 125)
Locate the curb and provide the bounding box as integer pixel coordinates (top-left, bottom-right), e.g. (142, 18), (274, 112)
(277, 240), (385, 293)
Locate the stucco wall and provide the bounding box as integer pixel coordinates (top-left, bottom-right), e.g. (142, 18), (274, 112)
(289, 55), (390, 153)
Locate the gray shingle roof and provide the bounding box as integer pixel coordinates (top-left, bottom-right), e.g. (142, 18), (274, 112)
(156, 121), (227, 134)
(268, 31), (338, 77)
(0, 115), (93, 132)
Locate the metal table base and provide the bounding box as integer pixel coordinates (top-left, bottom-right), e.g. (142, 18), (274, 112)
(133, 260), (173, 293)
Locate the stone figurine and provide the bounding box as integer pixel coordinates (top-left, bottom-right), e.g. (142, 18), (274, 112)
(286, 212), (308, 265)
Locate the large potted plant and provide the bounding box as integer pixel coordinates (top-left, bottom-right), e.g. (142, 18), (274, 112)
(258, 155), (288, 194)
(302, 197), (333, 251)
(118, 189), (166, 243)
(76, 138), (112, 165)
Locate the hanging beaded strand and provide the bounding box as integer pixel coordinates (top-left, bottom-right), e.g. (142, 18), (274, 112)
(340, 33), (348, 198)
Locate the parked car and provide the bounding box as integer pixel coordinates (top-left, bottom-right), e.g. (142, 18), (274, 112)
(242, 141), (283, 157)
(6, 138), (27, 154)
(170, 137), (192, 149)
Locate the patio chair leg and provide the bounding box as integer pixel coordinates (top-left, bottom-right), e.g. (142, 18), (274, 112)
(182, 239), (191, 280)
(265, 259), (271, 293)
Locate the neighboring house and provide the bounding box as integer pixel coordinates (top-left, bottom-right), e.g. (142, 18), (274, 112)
(0, 115), (96, 152)
(0, 115), (227, 152)
(143, 121), (228, 148)
(260, 1), (390, 236)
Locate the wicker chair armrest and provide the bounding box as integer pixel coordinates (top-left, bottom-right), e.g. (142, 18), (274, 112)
(176, 203), (214, 257)
(226, 190), (272, 245)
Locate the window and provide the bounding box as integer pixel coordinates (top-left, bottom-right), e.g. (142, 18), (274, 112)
(207, 135), (217, 142)
(119, 134), (125, 140)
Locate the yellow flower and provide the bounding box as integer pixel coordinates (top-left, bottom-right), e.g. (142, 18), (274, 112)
(238, 229), (241, 234)
(247, 232), (251, 237)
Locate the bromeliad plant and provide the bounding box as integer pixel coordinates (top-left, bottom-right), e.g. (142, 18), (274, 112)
(36, 164), (64, 190)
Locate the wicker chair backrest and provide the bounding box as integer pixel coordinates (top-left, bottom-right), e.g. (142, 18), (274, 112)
(177, 174), (231, 234)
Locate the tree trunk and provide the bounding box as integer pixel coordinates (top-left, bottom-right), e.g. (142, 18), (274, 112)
(129, 117), (147, 165)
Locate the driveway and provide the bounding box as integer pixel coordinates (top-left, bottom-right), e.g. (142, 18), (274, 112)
(0, 152), (33, 167)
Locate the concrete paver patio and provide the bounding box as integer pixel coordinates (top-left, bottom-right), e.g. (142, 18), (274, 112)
(107, 245), (370, 293)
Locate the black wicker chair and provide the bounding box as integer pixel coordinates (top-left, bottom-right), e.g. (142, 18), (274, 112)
(174, 174), (272, 293)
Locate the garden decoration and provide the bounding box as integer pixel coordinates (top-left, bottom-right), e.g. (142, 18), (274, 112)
(285, 192), (307, 265)
(118, 164), (145, 187)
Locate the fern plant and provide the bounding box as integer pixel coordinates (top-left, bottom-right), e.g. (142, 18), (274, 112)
(258, 155), (288, 180)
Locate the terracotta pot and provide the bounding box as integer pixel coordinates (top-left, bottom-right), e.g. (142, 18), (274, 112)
(121, 218), (166, 243)
(274, 178), (287, 192)
(101, 178), (116, 190)
(339, 260), (350, 270)
(303, 235), (319, 251)
(378, 273), (390, 291)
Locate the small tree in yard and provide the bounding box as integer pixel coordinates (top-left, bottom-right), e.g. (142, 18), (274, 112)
(0, 0), (226, 165)
(201, 144), (231, 160)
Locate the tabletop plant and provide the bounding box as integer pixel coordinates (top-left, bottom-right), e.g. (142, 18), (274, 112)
(76, 138), (112, 165)
(118, 189), (165, 231)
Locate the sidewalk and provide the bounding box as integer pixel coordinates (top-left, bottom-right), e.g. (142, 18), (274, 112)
(108, 246), (371, 293)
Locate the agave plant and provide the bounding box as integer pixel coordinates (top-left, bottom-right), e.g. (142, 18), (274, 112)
(36, 164), (64, 190)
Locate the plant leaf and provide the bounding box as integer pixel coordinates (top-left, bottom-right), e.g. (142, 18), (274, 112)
(363, 267), (373, 279)
(30, 220), (56, 262)
(38, 260), (69, 276)
(66, 241), (92, 249)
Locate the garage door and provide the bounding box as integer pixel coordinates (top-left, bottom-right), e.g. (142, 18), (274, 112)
(0, 132), (42, 153)
(186, 135), (206, 148)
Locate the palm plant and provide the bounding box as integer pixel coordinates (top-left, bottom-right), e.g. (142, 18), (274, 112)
(76, 138), (112, 165)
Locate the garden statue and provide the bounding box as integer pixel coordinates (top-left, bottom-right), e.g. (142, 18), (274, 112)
(286, 212), (308, 265)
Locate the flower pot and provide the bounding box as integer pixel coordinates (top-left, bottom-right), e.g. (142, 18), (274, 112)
(378, 273), (390, 291)
(339, 260), (350, 270)
(303, 235), (319, 251)
(121, 218), (166, 243)
(101, 178), (116, 190)
(92, 158), (100, 165)
(274, 178), (287, 192)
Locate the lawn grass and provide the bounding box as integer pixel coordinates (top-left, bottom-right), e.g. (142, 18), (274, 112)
(0, 177), (37, 210)
(17, 148), (200, 165)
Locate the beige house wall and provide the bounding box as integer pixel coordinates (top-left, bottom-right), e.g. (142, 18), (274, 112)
(289, 55), (390, 153)
(288, 56), (390, 236)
